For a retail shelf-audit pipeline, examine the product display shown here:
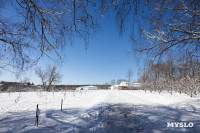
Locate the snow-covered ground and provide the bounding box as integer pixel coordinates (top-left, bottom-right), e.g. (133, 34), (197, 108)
(0, 90), (200, 133)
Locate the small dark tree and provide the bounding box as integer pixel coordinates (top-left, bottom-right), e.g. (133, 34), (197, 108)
(35, 65), (62, 91)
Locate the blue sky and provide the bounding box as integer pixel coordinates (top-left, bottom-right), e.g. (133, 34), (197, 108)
(59, 22), (138, 85)
(0, 20), (138, 85)
(0, 2), (139, 85)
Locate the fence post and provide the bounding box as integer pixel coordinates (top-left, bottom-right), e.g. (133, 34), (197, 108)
(35, 104), (38, 126)
(35, 104), (40, 127)
(61, 99), (63, 112)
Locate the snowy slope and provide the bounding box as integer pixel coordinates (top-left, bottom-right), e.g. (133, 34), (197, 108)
(0, 90), (199, 133)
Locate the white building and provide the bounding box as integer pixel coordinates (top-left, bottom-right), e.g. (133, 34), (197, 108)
(76, 86), (98, 90)
(111, 82), (142, 90)
(119, 81), (129, 86)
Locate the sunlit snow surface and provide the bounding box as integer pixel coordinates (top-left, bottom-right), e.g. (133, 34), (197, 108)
(0, 90), (200, 133)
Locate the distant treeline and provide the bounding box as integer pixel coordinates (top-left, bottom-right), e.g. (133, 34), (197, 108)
(0, 82), (111, 92)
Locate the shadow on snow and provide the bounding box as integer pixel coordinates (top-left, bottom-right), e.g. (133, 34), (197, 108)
(0, 102), (200, 133)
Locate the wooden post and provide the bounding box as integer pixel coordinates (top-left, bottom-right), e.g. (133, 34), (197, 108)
(35, 104), (39, 127)
(35, 104), (40, 127)
(61, 99), (63, 112)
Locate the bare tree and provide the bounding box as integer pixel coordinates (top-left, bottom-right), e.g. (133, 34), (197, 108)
(46, 65), (62, 91)
(35, 65), (62, 91)
(139, 56), (200, 96)
(126, 69), (133, 84)
(1, 0), (199, 75)
(132, 0), (200, 60)
(0, 0), (100, 73)
(0, 0), (148, 73)
(35, 68), (47, 90)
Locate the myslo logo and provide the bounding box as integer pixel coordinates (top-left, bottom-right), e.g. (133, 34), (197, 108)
(167, 122), (193, 127)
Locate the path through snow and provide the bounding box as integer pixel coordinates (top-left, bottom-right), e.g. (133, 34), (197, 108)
(0, 90), (199, 132)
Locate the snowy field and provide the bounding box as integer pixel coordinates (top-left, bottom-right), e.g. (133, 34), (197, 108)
(0, 90), (200, 133)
